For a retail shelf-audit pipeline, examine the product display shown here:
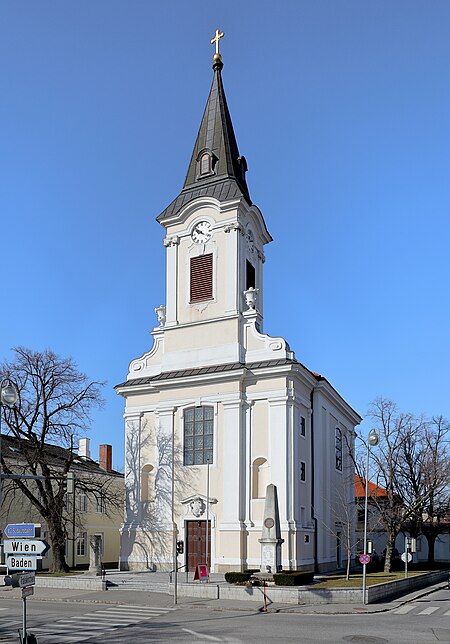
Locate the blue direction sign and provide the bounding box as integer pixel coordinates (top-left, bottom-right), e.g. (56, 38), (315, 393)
(4, 524), (36, 539)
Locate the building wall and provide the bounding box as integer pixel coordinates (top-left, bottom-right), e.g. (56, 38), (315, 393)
(120, 361), (358, 573)
(0, 474), (123, 571)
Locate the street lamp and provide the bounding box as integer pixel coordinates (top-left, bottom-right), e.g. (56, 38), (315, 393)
(0, 379), (19, 511)
(362, 428), (379, 604)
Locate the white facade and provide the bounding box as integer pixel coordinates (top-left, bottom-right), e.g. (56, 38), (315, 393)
(117, 53), (361, 573)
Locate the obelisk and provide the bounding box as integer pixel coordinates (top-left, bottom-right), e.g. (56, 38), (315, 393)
(259, 483), (284, 573)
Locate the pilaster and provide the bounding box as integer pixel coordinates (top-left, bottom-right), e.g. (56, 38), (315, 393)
(220, 397), (246, 530)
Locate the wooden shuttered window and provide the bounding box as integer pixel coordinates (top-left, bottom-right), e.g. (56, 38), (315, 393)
(190, 253), (213, 302)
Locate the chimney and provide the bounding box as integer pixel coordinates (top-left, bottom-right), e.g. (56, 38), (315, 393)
(78, 437), (91, 459)
(99, 444), (112, 472)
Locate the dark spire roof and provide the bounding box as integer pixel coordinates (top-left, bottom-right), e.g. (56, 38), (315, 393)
(157, 55), (251, 223)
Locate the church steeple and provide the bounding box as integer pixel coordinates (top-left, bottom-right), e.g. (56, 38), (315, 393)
(157, 31), (251, 223)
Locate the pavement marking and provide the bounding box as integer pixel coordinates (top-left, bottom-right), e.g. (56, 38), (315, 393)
(417, 606), (440, 615)
(0, 607), (8, 611)
(72, 615), (146, 623)
(18, 604), (176, 643)
(34, 624), (105, 632)
(33, 628), (105, 644)
(182, 628), (223, 642)
(394, 605), (416, 614)
(116, 603), (177, 610)
(0, 619), (21, 627)
(443, 610), (450, 617)
(93, 608), (167, 615)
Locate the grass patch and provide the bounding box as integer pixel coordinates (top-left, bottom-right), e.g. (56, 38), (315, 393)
(313, 571), (426, 589)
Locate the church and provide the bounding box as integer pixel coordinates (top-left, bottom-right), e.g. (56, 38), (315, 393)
(116, 32), (361, 574)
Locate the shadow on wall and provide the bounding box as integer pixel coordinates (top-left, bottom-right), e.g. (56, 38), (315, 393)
(121, 419), (196, 570)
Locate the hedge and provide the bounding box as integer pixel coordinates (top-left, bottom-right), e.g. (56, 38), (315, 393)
(224, 572), (253, 584)
(273, 571), (314, 586)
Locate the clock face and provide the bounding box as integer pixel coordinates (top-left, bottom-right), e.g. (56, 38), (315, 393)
(192, 221), (213, 244)
(246, 230), (255, 253)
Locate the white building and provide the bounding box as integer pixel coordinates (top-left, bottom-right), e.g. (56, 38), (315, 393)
(116, 44), (361, 573)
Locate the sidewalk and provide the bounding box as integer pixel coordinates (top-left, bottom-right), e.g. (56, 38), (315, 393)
(0, 576), (447, 616)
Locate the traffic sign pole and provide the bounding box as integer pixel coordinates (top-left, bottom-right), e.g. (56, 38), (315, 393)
(22, 592), (27, 644)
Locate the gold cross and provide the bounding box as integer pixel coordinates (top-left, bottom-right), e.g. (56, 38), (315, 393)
(210, 28), (224, 55)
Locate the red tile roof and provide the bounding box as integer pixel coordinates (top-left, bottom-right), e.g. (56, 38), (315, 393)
(354, 474), (387, 498)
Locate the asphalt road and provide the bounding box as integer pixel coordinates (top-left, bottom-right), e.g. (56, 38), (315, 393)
(0, 588), (449, 643)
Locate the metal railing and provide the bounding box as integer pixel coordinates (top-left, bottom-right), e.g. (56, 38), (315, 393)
(169, 563), (188, 584)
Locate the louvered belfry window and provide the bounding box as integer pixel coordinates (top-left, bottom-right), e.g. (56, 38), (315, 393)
(190, 254), (213, 302)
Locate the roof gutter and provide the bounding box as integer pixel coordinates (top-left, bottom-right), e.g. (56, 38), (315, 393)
(310, 388), (318, 574)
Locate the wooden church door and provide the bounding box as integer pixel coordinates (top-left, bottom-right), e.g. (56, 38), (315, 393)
(186, 520), (211, 571)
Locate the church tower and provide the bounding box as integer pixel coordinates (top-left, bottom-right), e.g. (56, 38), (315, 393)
(117, 33), (361, 574)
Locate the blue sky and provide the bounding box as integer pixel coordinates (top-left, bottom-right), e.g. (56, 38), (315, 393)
(1, 1), (449, 467)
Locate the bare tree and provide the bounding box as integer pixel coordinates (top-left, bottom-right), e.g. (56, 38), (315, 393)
(397, 416), (450, 564)
(316, 483), (359, 581)
(358, 399), (420, 572)
(359, 399), (450, 572)
(0, 347), (106, 572)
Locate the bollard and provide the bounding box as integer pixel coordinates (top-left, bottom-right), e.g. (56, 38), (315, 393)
(263, 581), (267, 613)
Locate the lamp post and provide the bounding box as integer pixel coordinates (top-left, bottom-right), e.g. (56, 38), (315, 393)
(362, 428), (379, 604)
(0, 379), (19, 513)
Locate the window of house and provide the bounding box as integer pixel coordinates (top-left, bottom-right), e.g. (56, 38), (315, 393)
(190, 254), (213, 302)
(335, 427), (343, 471)
(246, 260), (255, 290)
(300, 461), (306, 482)
(184, 406), (214, 465)
(76, 532), (87, 557)
(357, 509), (365, 523)
(76, 492), (87, 512)
(95, 492), (106, 513)
(300, 416), (306, 437)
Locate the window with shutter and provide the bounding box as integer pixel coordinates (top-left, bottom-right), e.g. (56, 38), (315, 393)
(190, 254), (213, 302)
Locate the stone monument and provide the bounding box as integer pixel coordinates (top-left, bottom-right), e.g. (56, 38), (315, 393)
(259, 483), (284, 573)
(89, 535), (102, 576)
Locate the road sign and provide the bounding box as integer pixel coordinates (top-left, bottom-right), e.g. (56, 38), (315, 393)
(4, 524), (36, 539)
(359, 554), (371, 565)
(4, 539), (49, 556)
(6, 555), (39, 571)
(19, 572), (35, 587)
(21, 586), (34, 599)
(401, 552), (412, 563)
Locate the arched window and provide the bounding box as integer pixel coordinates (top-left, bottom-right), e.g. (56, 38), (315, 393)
(335, 427), (343, 472)
(252, 457), (269, 499)
(141, 464), (155, 502)
(196, 149), (216, 179)
(200, 153), (211, 175)
(184, 406), (214, 465)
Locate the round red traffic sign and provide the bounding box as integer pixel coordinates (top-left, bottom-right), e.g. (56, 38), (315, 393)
(359, 554), (370, 565)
